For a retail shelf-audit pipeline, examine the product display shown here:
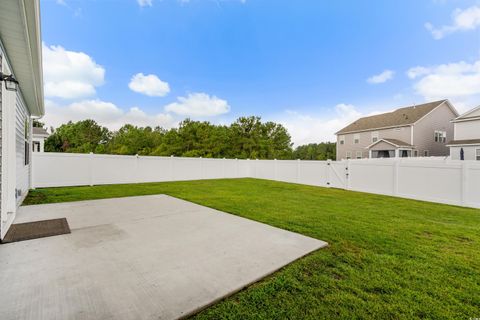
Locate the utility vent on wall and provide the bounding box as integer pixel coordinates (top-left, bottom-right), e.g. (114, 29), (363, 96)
(15, 189), (22, 199)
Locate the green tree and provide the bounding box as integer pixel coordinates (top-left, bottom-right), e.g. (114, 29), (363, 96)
(44, 116), (296, 160)
(228, 117), (293, 159)
(44, 120), (111, 153)
(107, 125), (164, 155)
(293, 142), (336, 160)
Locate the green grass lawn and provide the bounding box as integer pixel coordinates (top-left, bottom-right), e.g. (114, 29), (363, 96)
(24, 178), (480, 319)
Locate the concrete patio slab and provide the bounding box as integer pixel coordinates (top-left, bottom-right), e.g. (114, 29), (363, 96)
(1, 195), (327, 320)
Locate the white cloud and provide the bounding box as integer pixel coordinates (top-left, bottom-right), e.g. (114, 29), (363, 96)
(406, 66), (431, 79)
(43, 43), (105, 99)
(43, 99), (176, 131)
(367, 70), (395, 84)
(128, 73), (170, 97)
(407, 59), (480, 113)
(425, 5), (480, 39)
(164, 93), (230, 117)
(56, 0), (67, 5)
(277, 104), (362, 145)
(137, 0), (153, 7)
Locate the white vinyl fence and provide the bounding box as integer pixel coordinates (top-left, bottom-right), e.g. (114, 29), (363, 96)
(32, 153), (251, 188)
(32, 153), (480, 209)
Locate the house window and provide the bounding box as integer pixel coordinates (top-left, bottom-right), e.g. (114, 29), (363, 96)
(356, 151), (362, 159)
(339, 135), (345, 145)
(32, 141), (40, 152)
(400, 150), (411, 158)
(24, 119), (30, 165)
(353, 134), (360, 144)
(476, 149), (480, 161)
(423, 150), (429, 157)
(434, 130), (446, 143)
(371, 131), (379, 143)
(346, 151), (352, 159)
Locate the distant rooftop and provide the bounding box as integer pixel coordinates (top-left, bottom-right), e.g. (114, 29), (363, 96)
(32, 127), (49, 136)
(336, 100), (449, 134)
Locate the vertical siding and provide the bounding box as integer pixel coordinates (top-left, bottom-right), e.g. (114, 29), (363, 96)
(15, 92), (30, 206)
(413, 103), (456, 156)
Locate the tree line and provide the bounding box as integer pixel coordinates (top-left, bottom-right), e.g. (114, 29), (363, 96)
(38, 117), (336, 160)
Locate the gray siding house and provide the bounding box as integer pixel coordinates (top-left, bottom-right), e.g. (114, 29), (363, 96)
(447, 106), (480, 161)
(0, 0), (44, 239)
(335, 100), (458, 160)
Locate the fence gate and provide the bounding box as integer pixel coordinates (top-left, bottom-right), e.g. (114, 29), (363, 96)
(327, 161), (348, 189)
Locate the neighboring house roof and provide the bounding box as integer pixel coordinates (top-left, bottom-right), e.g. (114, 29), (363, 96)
(0, 0), (44, 117)
(32, 127), (49, 137)
(446, 139), (480, 146)
(366, 138), (414, 149)
(452, 105), (480, 122)
(336, 100), (451, 134)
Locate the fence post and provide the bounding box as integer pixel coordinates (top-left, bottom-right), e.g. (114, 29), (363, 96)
(235, 158), (239, 178)
(345, 159), (351, 190)
(199, 157), (203, 180)
(296, 159), (300, 183)
(255, 159), (258, 178)
(89, 152), (94, 186)
(135, 154), (139, 183)
(326, 159), (331, 187)
(223, 157), (226, 178)
(170, 155), (175, 181)
(461, 161), (468, 206)
(274, 159), (278, 181)
(393, 158), (400, 196)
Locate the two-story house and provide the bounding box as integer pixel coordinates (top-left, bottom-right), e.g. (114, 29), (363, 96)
(446, 106), (480, 161)
(335, 100), (458, 160)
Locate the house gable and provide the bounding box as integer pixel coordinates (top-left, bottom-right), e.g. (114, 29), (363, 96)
(412, 101), (457, 157)
(368, 140), (398, 150)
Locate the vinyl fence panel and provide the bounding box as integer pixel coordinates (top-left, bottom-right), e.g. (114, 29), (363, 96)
(32, 153), (480, 209)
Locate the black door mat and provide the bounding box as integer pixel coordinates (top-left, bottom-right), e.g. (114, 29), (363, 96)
(2, 218), (71, 244)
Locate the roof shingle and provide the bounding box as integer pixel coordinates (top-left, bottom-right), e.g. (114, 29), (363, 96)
(336, 100), (447, 134)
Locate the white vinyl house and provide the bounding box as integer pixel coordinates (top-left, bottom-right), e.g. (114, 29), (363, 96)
(0, 0), (44, 239)
(32, 127), (49, 153)
(447, 106), (480, 161)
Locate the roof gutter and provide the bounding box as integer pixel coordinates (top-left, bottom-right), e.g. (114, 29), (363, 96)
(20, 0), (44, 117)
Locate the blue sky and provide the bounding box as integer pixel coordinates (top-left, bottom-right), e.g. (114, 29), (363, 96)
(41, 0), (480, 144)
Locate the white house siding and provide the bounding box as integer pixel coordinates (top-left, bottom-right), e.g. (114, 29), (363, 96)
(15, 92), (31, 206)
(454, 121), (480, 140)
(336, 126), (411, 160)
(412, 102), (456, 157)
(450, 146), (480, 161)
(0, 51), (2, 223)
